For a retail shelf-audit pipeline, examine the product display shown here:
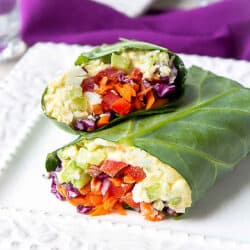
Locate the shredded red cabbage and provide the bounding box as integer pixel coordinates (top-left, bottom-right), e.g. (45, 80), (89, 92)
(101, 178), (111, 196)
(159, 76), (169, 83)
(55, 191), (66, 201)
(169, 66), (178, 84)
(153, 84), (176, 98)
(74, 118), (96, 131)
(96, 172), (109, 181)
(142, 80), (151, 88)
(166, 207), (177, 216)
(77, 205), (94, 214)
(62, 183), (81, 199)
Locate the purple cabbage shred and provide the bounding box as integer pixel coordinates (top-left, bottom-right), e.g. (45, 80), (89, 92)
(153, 84), (176, 98)
(74, 118), (96, 131)
(77, 205), (94, 214)
(62, 183), (81, 199)
(96, 172), (109, 181)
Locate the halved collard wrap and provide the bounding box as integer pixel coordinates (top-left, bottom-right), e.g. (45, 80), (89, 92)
(45, 66), (250, 221)
(42, 39), (186, 133)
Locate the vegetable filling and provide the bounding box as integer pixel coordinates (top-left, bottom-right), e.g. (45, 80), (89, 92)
(47, 139), (192, 221)
(44, 49), (179, 132)
(49, 159), (179, 221)
(76, 66), (176, 131)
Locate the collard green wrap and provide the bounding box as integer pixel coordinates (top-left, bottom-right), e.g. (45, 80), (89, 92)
(46, 66), (250, 210)
(41, 39), (186, 134)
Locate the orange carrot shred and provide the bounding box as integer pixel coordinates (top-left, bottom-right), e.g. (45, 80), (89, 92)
(79, 183), (91, 195)
(140, 202), (165, 221)
(90, 178), (102, 194)
(97, 76), (113, 94)
(133, 97), (145, 110)
(151, 98), (168, 109)
(145, 90), (155, 110)
(99, 76), (108, 86)
(109, 178), (123, 186)
(69, 197), (87, 206)
(92, 104), (103, 115)
(137, 86), (152, 97)
(97, 115), (110, 128)
(56, 185), (68, 199)
(123, 175), (135, 184)
(113, 203), (127, 215)
(88, 193), (103, 206)
(114, 83), (136, 102)
(90, 205), (110, 216)
(103, 196), (117, 210)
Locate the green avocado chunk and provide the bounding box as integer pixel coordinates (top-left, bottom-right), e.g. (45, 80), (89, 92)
(59, 160), (91, 189)
(111, 53), (130, 70)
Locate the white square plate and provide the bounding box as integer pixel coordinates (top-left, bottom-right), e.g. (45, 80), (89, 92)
(0, 44), (250, 250)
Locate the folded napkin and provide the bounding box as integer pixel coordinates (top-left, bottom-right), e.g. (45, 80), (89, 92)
(20, 0), (250, 60)
(0, 0), (16, 14)
(92, 0), (156, 17)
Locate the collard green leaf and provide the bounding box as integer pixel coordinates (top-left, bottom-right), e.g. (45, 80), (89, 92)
(46, 152), (60, 172)
(72, 66), (250, 204)
(74, 38), (169, 63)
(42, 39), (187, 134)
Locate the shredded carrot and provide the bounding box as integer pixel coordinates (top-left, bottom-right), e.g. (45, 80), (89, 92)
(90, 205), (110, 216)
(123, 175), (135, 184)
(88, 193), (103, 206)
(114, 83), (136, 102)
(90, 178), (102, 194)
(103, 196), (117, 210)
(92, 104), (103, 115)
(151, 98), (168, 109)
(97, 76), (113, 94)
(69, 197), (87, 206)
(97, 115), (110, 128)
(109, 178), (123, 186)
(79, 183), (91, 195)
(145, 90), (155, 110)
(99, 76), (108, 86)
(113, 203), (127, 215)
(133, 97), (145, 110)
(130, 68), (143, 82)
(56, 185), (68, 199)
(137, 86), (152, 98)
(131, 82), (140, 92)
(140, 202), (165, 221)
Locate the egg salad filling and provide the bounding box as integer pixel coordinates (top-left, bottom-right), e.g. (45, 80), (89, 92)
(49, 138), (191, 221)
(44, 50), (178, 132)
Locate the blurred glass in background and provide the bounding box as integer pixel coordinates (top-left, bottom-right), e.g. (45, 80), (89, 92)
(0, 0), (26, 62)
(92, 0), (223, 16)
(153, 0), (221, 10)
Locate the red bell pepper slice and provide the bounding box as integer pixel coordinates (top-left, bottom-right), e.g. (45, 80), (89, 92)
(108, 183), (133, 199)
(122, 166), (146, 182)
(101, 91), (120, 111)
(100, 160), (128, 177)
(111, 98), (131, 115)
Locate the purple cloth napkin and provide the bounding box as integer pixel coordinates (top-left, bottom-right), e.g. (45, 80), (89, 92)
(20, 0), (250, 60)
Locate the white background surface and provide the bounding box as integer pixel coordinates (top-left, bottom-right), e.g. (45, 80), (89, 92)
(0, 43), (250, 249)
